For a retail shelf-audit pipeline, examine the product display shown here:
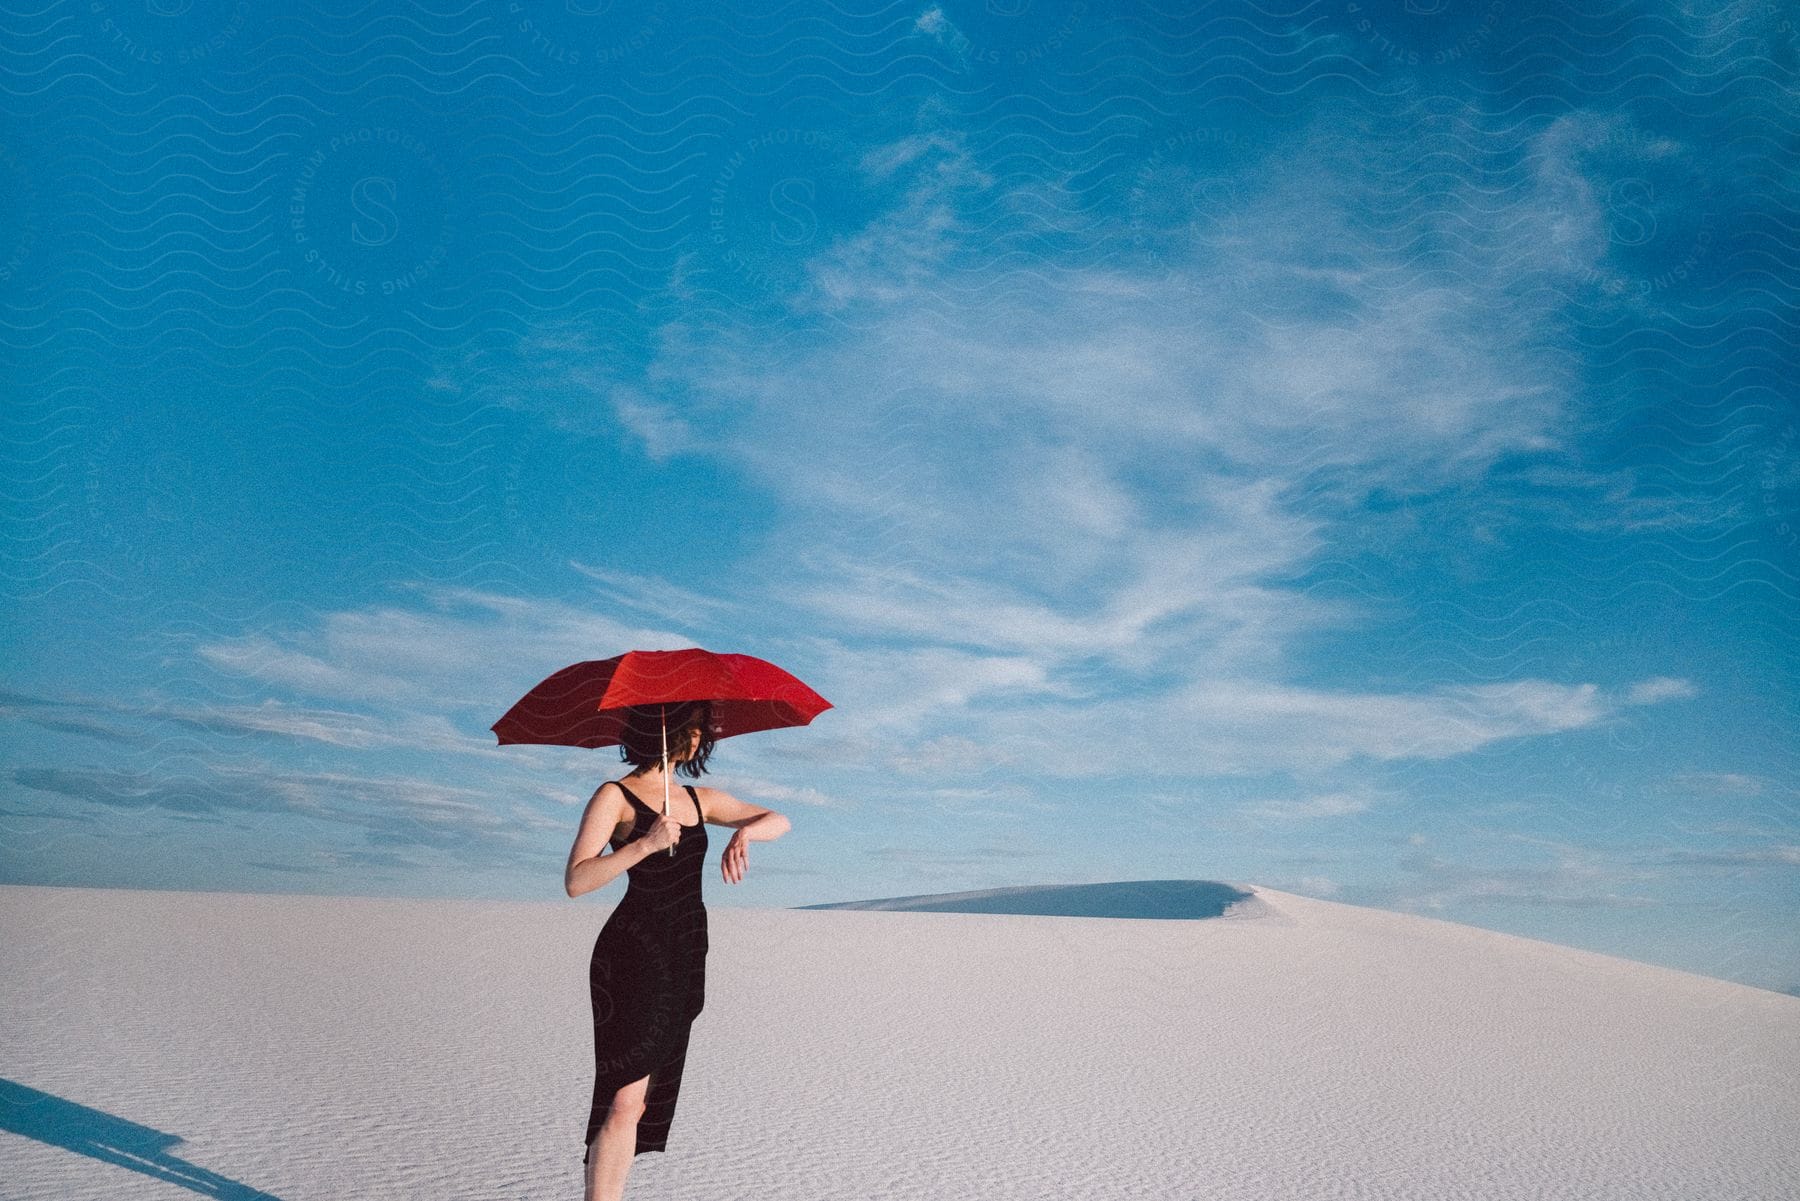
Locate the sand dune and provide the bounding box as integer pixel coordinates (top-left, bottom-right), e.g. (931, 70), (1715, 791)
(797, 878), (1257, 919)
(2, 881), (1795, 1199)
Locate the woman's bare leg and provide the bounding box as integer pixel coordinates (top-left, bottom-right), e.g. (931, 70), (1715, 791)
(584, 1073), (650, 1201)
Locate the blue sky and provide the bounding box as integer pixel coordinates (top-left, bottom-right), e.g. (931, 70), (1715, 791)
(2, 1), (1796, 994)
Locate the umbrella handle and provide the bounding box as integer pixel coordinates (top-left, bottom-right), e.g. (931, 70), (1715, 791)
(661, 704), (674, 857)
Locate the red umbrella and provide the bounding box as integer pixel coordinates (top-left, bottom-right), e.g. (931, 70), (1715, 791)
(491, 647), (831, 854)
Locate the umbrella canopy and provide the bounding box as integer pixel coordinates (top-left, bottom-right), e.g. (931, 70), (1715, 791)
(490, 647), (831, 749)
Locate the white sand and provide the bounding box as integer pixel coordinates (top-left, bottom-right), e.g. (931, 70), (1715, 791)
(1, 882), (1795, 1200)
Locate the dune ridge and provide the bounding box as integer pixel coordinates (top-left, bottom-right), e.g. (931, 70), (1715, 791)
(795, 877), (1259, 919)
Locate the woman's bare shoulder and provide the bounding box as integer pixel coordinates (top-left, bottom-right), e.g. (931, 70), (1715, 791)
(591, 781), (632, 824)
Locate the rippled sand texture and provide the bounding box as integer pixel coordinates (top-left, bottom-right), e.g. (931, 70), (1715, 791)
(2, 883), (1796, 1200)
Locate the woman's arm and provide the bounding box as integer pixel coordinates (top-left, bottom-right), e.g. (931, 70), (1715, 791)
(566, 839), (652, 899)
(698, 787), (791, 886)
(732, 810), (791, 841)
(698, 786), (791, 838)
(565, 784), (642, 899)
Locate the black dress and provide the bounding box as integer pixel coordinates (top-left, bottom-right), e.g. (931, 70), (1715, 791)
(583, 781), (709, 1163)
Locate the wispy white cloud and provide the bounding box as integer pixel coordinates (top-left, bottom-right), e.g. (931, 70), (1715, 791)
(1669, 771), (1768, 797)
(1625, 676), (1697, 705)
(3, 686), (488, 757)
(155, 567), (1661, 780)
(1388, 836), (1665, 911)
(164, 701), (478, 754)
(193, 583), (682, 710)
(1243, 792), (1375, 822)
(615, 101), (1602, 619)
(779, 510), (1340, 677)
(421, 318), (694, 459)
(911, 6), (969, 70)
(1666, 845), (1800, 867)
(130, 582), (1674, 781)
(12, 758), (551, 866)
(913, 6), (949, 41)
(603, 383), (694, 461)
(705, 771), (844, 809)
(932, 675), (1656, 778)
(567, 561), (744, 629)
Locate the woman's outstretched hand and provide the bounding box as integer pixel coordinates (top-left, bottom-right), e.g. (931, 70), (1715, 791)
(723, 829), (749, 884)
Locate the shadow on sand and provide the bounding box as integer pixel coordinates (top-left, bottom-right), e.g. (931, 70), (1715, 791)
(793, 878), (1256, 919)
(0, 1079), (283, 1200)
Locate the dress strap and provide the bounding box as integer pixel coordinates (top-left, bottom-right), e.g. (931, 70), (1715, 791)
(683, 784), (703, 826)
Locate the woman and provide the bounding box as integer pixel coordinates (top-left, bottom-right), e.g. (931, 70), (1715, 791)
(563, 699), (791, 1201)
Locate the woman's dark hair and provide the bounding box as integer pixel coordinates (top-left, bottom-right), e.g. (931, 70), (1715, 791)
(616, 701), (717, 778)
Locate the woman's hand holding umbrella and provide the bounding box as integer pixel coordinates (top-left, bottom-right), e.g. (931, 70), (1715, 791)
(639, 813), (685, 856)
